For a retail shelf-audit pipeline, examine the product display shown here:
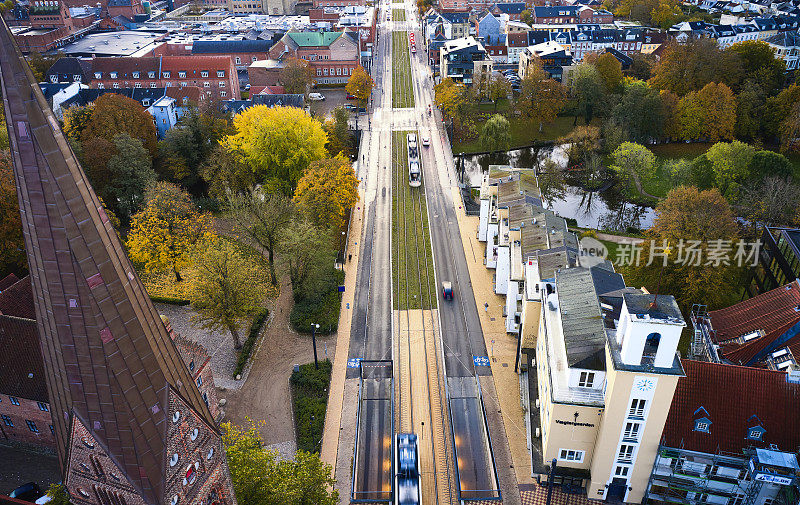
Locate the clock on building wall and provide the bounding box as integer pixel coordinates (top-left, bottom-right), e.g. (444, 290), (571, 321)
(635, 378), (655, 392)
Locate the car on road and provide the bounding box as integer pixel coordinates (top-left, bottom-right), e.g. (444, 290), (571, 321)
(421, 135), (430, 146)
(442, 281), (453, 300)
(8, 482), (42, 502)
(346, 93), (357, 100)
(308, 92), (325, 101)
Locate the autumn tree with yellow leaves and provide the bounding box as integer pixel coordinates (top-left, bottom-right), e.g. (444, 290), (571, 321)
(346, 66), (374, 106)
(222, 105), (328, 193)
(127, 182), (215, 282)
(294, 156), (359, 230)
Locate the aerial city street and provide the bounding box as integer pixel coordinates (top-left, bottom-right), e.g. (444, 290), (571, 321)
(1, 0), (800, 502)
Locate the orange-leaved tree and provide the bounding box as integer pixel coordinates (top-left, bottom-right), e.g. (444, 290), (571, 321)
(294, 156), (359, 231)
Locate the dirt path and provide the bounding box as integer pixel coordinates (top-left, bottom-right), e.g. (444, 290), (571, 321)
(223, 273), (337, 457)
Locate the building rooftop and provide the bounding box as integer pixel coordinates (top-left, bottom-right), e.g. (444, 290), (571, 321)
(192, 38), (272, 53)
(59, 30), (164, 57)
(287, 30), (343, 46)
(0, 275), (35, 320)
(662, 360), (800, 455)
(556, 267), (607, 369)
(622, 292), (683, 323)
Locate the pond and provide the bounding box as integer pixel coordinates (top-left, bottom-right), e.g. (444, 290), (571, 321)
(456, 146), (656, 231)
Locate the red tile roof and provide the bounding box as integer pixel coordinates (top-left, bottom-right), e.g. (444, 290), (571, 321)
(0, 315), (48, 403)
(165, 85), (202, 103)
(722, 318), (800, 365)
(160, 55), (234, 72)
(0, 273), (20, 291)
(663, 360), (800, 455)
(0, 276), (36, 320)
(708, 280), (800, 344)
(90, 56), (160, 77)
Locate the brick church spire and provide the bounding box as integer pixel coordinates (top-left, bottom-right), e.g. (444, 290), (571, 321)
(0, 18), (237, 505)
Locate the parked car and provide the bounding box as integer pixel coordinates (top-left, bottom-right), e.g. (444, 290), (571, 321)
(9, 482), (42, 502)
(421, 135), (430, 146)
(346, 93), (357, 100)
(308, 92), (325, 101)
(344, 103), (356, 110)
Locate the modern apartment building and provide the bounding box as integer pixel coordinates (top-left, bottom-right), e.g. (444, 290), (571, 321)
(439, 36), (494, 85)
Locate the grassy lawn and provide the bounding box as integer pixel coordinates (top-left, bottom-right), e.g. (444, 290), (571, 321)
(640, 162), (675, 199)
(290, 360), (332, 454)
(392, 8), (405, 20)
(452, 116), (595, 154)
(392, 31), (415, 108)
(392, 130), (435, 310)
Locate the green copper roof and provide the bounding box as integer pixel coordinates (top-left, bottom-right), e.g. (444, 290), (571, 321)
(287, 31), (343, 47)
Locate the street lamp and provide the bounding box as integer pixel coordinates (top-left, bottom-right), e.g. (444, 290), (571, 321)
(311, 323), (320, 369)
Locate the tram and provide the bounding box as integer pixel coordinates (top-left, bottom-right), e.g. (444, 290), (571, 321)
(394, 433), (420, 505)
(407, 133), (421, 187)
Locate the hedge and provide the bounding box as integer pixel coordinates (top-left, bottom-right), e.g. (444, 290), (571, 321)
(290, 268), (344, 335)
(233, 308), (269, 378)
(149, 295), (191, 306)
(290, 360), (332, 453)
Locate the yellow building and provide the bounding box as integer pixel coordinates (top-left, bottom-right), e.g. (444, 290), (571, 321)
(520, 265), (685, 502)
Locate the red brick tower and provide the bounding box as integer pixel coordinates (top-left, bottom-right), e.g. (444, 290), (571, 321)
(0, 18), (237, 505)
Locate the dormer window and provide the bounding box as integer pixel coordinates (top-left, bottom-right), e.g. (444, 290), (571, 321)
(190, 427), (199, 441)
(94, 72), (102, 79)
(201, 71), (208, 77)
(110, 72), (117, 79)
(50, 75), (58, 83)
(170, 453), (180, 467)
(172, 411), (181, 423)
(189, 360), (195, 372)
(178, 71), (186, 78)
(163, 71), (171, 78)
(73, 74), (82, 82)
(217, 70), (224, 77)
(133, 71), (140, 78)
(148, 71), (155, 78)
(747, 427), (765, 440)
(694, 420), (711, 433)
(142, 99), (150, 106)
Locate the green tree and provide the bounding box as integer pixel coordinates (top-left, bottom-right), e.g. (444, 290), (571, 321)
(520, 9), (533, 25)
(294, 156), (359, 230)
(222, 105), (328, 193)
(280, 57), (315, 95)
(569, 63), (605, 124)
(44, 484), (70, 505)
(127, 182), (215, 282)
(0, 152), (26, 277)
(345, 65), (374, 106)
(201, 145), (257, 198)
(62, 104), (94, 146)
(434, 78), (472, 135)
(705, 140), (756, 200)
(609, 80), (664, 142)
(105, 133), (157, 221)
(228, 188), (296, 285)
(323, 106), (354, 158)
(486, 73), (512, 112)
(780, 102), (800, 154)
(81, 93), (158, 158)
(610, 142), (657, 190)
(517, 64), (567, 132)
(696, 82), (737, 141)
(479, 114), (511, 153)
(222, 421), (338, 505)
(158, 104), (233, 195)
(594, 52), (624, 93)
(748, 150), (793, 181)
(279, 219), (335, 294)
(735, 79), (767, 141)
(764, 84), (800, 141)
(626, 52), (655, 81)
(191, 239), (268, 349)
(727, 40), (785, 94)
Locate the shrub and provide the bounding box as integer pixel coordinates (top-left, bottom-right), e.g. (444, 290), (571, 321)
(290, 360), (332, 453)
(290, 268), (344, 334)
(149, 295), (191, 306)
(233, 308), (269, 377)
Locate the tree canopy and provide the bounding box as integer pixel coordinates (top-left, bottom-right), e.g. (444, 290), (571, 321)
(81, 93), (158, 158)
(222, 106), (328, 193)
(346, 66), (374, 106)
(479, 114), (512, 153)
(105, 133), (157, 221)
(517, 63), (567, 131)
(294, 156), (359, 230)
(280, 57), (315, 95)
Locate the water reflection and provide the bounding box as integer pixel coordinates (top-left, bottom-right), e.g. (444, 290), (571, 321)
(457, 146), (656, 230)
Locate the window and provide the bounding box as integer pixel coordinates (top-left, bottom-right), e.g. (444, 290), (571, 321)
(203, 392), (209, 405)
(163, 71), (171, 78)
(206, 447), (214, 460)
(337, 67), (342, 75)
(178, 71), (186, 78)
(558, 449), (584, 463)
(172, 411), (181, 423)
(150, 83), (157, 88)
(148, 71), (155, 78)
(219, 81), (225, 87)
(189, 360), (195, 372)
(142, 99), (150, 106)
(110, 72), (117, 79)
(49, 425), (54, 435)
(615, 465), (629, 477)
(170, 453), (179, 467)
(133, 71), (140, 78)
(220, 91), (227, 97)
(94, 72), (102, 79)
(252, 57), (257, 62)
(197, 376), (203, 387)
(26, 420), (39, 433)
(135, 82), (142, 88)
(729, 495), (745, 505)
(317, 69), (322, 76)
(629, 399), (646, 419)
(217, 71), (225, 77)
(623, 422), (640, 442)
(235, 57), (241, 64)
(617, 444), (634, 463)
(37, 402), (48, 412)
(578, 372), (595, 388)
(113, 82), (120, 89)
(694, 419), (711, 433)
(9, 396), (19, 406)
(73, 74), (82, 82)
(190, 427), (199, 441)
(323, 68), (328, 75)
(1, 415), (12, 426)
(201, 71), (208, 77)
(203, 82), (210, 88)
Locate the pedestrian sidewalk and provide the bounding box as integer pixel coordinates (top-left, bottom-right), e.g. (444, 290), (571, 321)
(320, 183), (366, 471)
(451, 187), (536, 487)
